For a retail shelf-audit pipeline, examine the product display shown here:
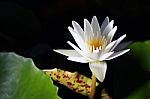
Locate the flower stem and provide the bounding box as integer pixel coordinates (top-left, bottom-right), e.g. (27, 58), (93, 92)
(89, 74), (96, 99)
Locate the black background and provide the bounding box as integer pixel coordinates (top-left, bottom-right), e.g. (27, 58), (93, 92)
(0, 0), (150, 99)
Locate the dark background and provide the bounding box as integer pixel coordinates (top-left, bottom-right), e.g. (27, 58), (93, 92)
(0, 0), (150, 99)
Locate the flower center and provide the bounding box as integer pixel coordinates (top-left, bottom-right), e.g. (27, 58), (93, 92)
(86, 37), (107, 52)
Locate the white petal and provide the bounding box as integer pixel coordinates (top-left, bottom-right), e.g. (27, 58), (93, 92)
(72, 21), (84, 39)
(84, 19), (93, 39)
(101, 16), (109, 33)
(107, 26), (117, 43)
(106, 49), (130, 60)
(91, 16), (101, 36)
(53, 49), (81, 57)
(67, 41), (82, 53)
(99, 52), (114, 61)
(87, 50), (101, 60)
(67, 57), (89, 63)
(68, 27), (87, 51)
(102, 20), (114, 37)
(67, 41), (93, 61)
(110, 34), (126, 51)
(114, 41), (132, 51)
(104, 40), (117, 53)
(89, 61), (107, 82)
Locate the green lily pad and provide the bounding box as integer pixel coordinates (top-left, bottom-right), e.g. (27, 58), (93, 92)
(125, 82), (150, 99)
(124, 41), (150, 99)
(0, 52), (59, 99)
(128, 40), (150, 72)
(113, 41), (150, 99)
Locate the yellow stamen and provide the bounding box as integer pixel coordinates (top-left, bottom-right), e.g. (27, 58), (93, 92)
(86, 37), (107, 52)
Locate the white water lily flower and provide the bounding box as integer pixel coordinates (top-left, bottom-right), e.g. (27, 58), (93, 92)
(54, 16), (130, 82)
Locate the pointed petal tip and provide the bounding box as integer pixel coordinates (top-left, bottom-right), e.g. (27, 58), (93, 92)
(98, 77), (105, 82)
(110, 20), (114, 24)
(72, 20), (76, 24)
(126, 49), (130, 52)
(93, 16), (97, 19)
(84, 18), (88, 22)
(72, 21), (76, 26)
(67, 57), (89, 63)
(72, 20), (78, 25)
(105, 16), (109, 20)
(118, 34), (127, 41)
(67, 57), (70, 61)
(123, 34), (127, 37)
(92, 16), (96, 21)
(68, 26), (76, 35)
(72, 21), (79, 27)
(120, 34), (127, 40)
(68, 26), (72, 30)
(121, 49), (130, 54)
(67, 41), (71, 44)
(53, 49), (63, 55)
(68, 27), (75, 33)
(84, 18), (91, 24)
(114, 26), (117, 29)
(53, 49), (57, 52)
(89, 61), (107, 82)
(53, 49), (62, 53)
